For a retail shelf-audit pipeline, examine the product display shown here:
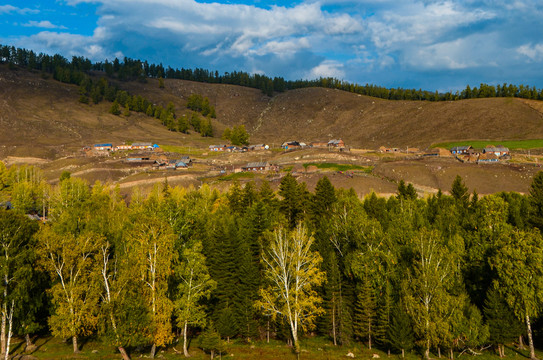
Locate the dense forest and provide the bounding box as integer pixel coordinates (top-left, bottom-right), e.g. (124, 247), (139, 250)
(2, 44), (543, 101)
(2, 160), (543, 360)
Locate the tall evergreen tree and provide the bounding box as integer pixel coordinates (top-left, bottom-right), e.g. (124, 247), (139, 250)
(388, 303), (415, 358)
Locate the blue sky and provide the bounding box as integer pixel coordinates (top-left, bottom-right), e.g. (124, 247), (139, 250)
(1, 0), (543, 91)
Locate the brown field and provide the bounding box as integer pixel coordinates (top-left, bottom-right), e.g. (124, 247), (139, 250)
(2, 64), (543, 196)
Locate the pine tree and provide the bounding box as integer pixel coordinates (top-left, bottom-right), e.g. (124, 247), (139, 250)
(279, 173), (305, 229)
(388, 303), (415, 358)
(528, 171), (543, 231)
(375, 280), (393, 351)
(198, 323), (225, 360)
(109, 100), (121, 115)
(354, 273), (376, 349)
(484, 287), (524, 357)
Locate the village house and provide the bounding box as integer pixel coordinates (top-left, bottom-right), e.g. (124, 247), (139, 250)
(483, 145), (510, 157)
(126, 153), (152, 162)
(249, 144), (269, 151)
(282, 141), (301, 150)
(165, 159), (189, 170)
(179, 156), (192, 166)
(209, 145), (227, 151)
(132, 142), (154, 150)
(93, 143), (113, 151)
(328, 139), (345, 148)
(450, 145), (473, 155)
(478, 153), (500, 163)
(115, 144), (132, 151)
(241, 162), (279, 172)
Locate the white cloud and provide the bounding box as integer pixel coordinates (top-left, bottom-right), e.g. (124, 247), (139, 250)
(7, 0), (543, 89)
(13, 30), (119, 62)
(22, 21), (67, 30)
(369, 1), (496, 49)
(306, 60), (345, 79)
(517, 43), (543, 62)
(0, 4), (39, 15)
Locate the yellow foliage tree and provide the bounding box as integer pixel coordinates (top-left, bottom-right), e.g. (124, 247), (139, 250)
(256, 223), (325, 354)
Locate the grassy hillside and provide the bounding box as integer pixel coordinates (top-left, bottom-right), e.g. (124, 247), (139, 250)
(2, 64), (543, 159)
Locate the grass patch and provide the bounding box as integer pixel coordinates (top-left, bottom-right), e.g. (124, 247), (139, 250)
(304, 163), (373, 173)
(218, 172), (257, 181)
(282, 166), (293, 172)
(432, 139), (543, 150)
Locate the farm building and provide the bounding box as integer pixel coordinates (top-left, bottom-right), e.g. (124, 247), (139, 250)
(483, 145), (510, 157)
(478, 153), (500, 163)
(131, 142), (153, 150)
(179, 156), (193, 165)
(209, 145), (227, 151)
(328, 139), (345, 148)
(165, 160), (189, 170)
(282, 141), (301, 150)
(126, 154), (152, 162)
(115, 144), (132, 151)
(450, 145), (473, 155)
(249, 144), (269, 151)
(241, 162), (279, 172)
(93, 143), (113, 151)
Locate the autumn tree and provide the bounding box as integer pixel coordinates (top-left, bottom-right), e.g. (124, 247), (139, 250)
(256, 223), (325, 354)
(125, 214), (175, 358)
(36, 226), (102, 353)
(175, 241), (216, 357)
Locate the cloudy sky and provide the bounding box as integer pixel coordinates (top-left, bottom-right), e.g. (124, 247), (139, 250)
(1, 0), (542, 91)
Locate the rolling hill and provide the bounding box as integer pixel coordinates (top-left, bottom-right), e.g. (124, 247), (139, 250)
(2, 64), (543, 160)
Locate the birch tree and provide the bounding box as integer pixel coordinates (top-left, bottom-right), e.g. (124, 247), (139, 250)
(36, 226), (102, 353)
(0, 210), (38, 360)
(99, 239), (150, 360)
(491, 228), (543, 360)
(175, 241), (216, 357)
(126, 215), (175, 359)
(256, 223), (325, 354)
(404, 228), (457, 359)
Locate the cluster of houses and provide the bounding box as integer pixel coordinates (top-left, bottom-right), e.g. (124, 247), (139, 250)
(282, 139), (346, 150)
(236, 162), (280, 173)
(125, 153), (193, 170)
(209, 144), (269, 152)
(209, 139), (347, 152)
(450, 145), (511, 163)
(84, 142), (159, 156)
(379, 144), (511, 163)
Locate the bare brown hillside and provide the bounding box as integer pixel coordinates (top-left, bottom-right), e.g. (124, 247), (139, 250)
(2, 64), (543, 160)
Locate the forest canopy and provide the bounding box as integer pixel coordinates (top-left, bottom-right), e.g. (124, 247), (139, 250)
(2, 162), (543, 359)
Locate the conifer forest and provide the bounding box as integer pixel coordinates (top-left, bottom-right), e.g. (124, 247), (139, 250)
(3, 162), (543, 359)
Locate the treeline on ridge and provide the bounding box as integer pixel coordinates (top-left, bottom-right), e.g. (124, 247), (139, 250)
(3, 160), (543, 359)
(2, 44), (543, 101)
